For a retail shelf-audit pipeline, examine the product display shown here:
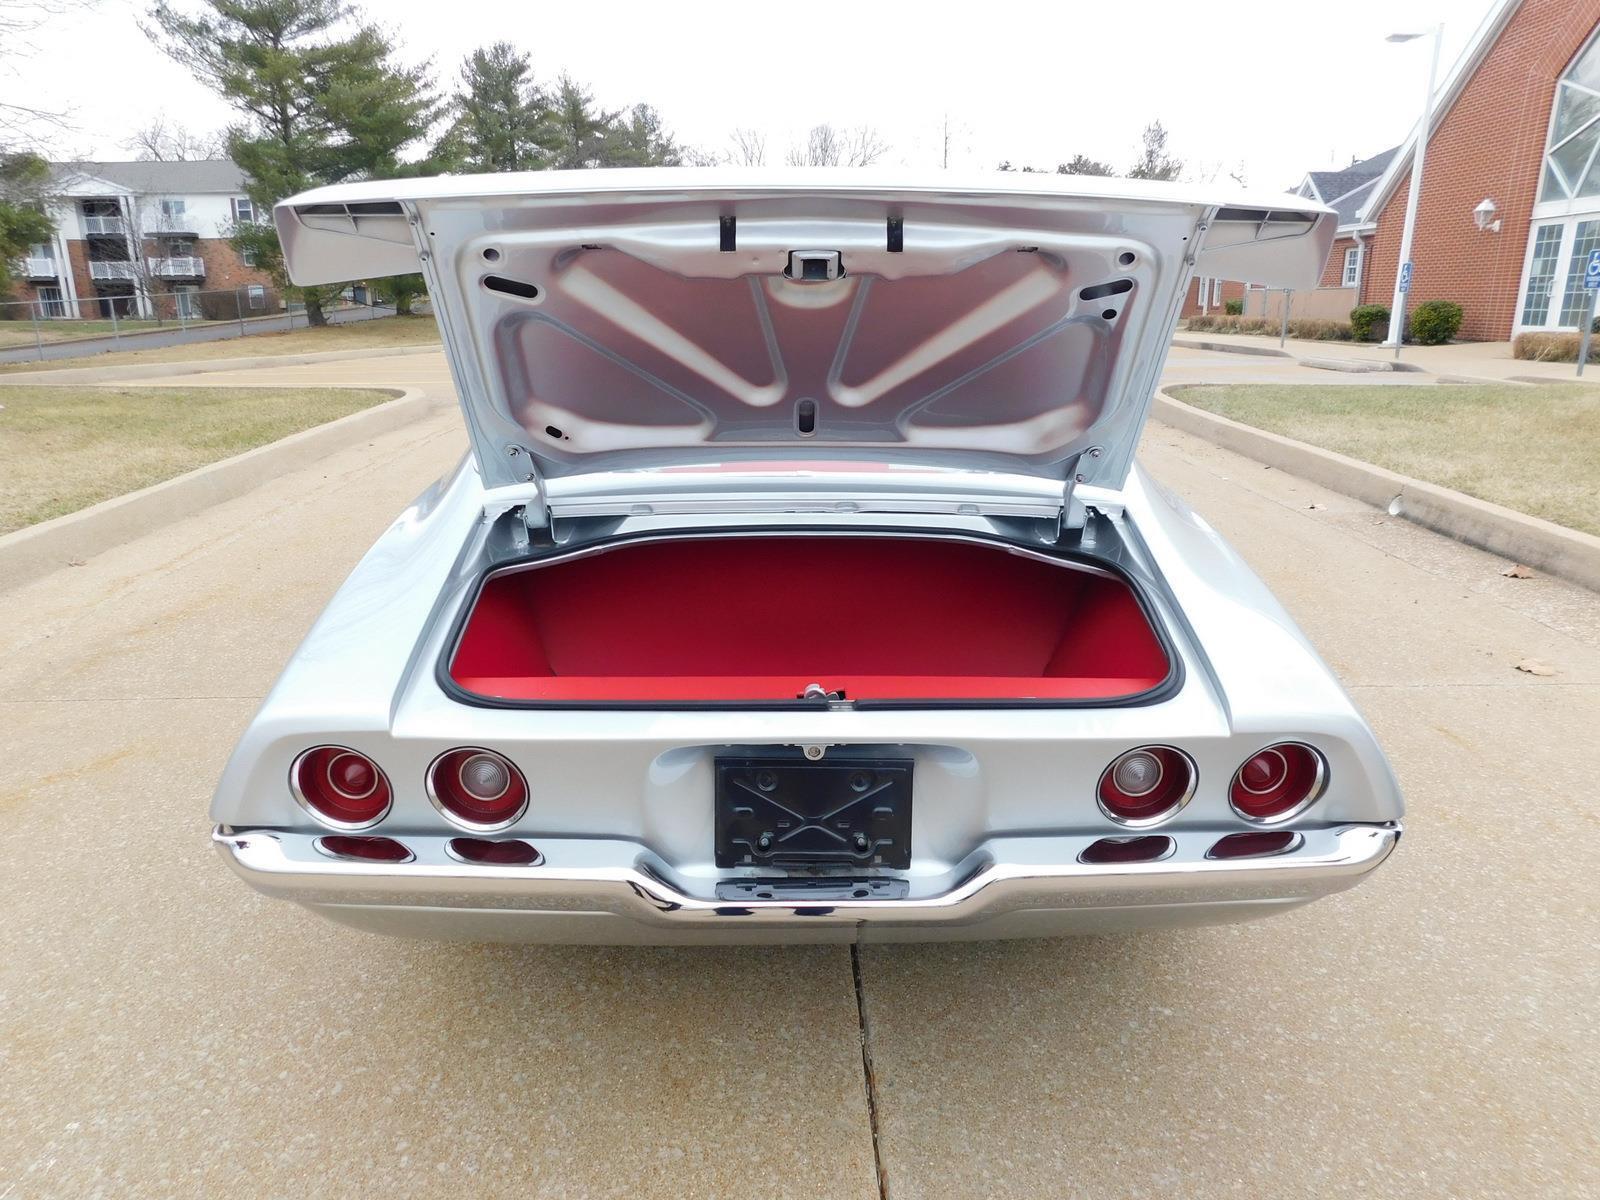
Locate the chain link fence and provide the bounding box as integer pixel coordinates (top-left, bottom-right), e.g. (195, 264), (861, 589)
(0, 282), (396, 362)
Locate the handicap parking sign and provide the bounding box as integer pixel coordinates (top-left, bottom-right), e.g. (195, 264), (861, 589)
(1585, 249), (1600, 290)
(1398, 261), (1413, 293)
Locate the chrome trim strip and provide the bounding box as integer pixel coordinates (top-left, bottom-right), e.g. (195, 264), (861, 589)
(215, 824), (1398, 928)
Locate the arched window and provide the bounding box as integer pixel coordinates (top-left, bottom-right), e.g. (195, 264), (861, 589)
(1518, 29), (1600, 330)
(1540, 36), (1600, 201)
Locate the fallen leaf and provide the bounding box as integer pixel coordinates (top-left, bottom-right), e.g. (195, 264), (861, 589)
(1307, 503), (1325, 511)
(66, 558), (87, 567)
(1501, 564), (1535, 579)
(1514, 657), (1556, 677)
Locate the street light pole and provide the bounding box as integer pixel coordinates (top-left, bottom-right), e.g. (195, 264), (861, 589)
(1384, 24), (1444, 358)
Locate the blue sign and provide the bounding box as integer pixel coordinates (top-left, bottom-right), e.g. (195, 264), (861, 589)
(1398, 261), (1413, 294)
(1585, 249), (1600, 290)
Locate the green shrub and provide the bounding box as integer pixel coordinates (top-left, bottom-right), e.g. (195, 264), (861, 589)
(1512, 332), (1581, 362)
(1349, 304), (1390, 342)
(1223, 298), (1244, 316)
(1409, 299), (1464, 345)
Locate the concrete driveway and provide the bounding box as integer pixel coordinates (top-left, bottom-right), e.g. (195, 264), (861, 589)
(3, 350), (1596, 1198)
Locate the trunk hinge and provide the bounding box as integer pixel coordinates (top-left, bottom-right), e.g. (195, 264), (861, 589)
(493, 453), (553, 551)
(1054, 449), (1093, 539)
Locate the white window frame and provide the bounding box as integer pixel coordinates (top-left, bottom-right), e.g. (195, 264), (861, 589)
(36, 285), (65, 317)
(232, 196), (257, 224)
(1515, 28), (1600, 331)
(1341, 246), (1362, 288)
(247, 284), (266, 310)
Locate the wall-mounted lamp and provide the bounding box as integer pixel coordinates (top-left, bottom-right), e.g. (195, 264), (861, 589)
(1474, 197), (1502, 233)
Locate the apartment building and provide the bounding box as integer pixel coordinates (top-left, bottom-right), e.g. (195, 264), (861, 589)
(13, 158), (278, 320)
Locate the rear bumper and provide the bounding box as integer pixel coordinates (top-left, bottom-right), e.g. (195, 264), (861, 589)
(213, 823), (1399, 945)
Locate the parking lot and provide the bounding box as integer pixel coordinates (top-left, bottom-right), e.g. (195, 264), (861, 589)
(2, 348), (1597, 1198)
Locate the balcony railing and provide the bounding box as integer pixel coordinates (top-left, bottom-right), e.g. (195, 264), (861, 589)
(88, 260), (139, 281)
(22, 256), (58, 279)
(81, 215), (128, 237)
(148, 256), (206, 278)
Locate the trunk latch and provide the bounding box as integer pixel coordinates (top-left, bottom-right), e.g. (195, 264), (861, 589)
(799, 682), (852, 709)
(785, 250), (844, 282)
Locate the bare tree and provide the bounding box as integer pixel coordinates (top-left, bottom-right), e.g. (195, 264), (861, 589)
(123, 114), (228, 161)
(728, 127), (766, 167)
(786, 123), (888, 167)
(1, 0), (98, 136)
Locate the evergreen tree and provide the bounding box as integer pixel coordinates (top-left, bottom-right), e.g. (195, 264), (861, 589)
(1057, 154), (1114, 176)
(603, 104), (683, 167)
(145, 0), (440, 324)
(446, 41), (552, 173)
(1127, 121), (1183, 182)
(0, 150), (53, 293)
(546, 74), (617, 170)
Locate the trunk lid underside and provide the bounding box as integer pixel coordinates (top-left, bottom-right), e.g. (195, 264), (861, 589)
(276, 170), (1333, 510)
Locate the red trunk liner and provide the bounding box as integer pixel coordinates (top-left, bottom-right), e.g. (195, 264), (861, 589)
(448, 537), (1170, 703)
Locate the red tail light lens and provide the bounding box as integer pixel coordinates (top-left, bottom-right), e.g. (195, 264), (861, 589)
(1079, 835), (1174, 865)
(315, 835), (412, 863)
(427, 748), (528, 831)
(447, 837), (542, 866)
(1229, 742), (1326, 823)
(1207, 831), (1301, 860)
(1097, 746), (1196, 826)
(291, 746), (392, 828)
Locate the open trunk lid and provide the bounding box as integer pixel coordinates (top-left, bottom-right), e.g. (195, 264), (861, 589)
(275, 169), (1333, 518)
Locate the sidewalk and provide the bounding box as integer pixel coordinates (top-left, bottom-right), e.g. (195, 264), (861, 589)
(1173, 329), (1589, 383)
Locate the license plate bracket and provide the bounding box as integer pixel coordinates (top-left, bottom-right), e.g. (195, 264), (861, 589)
(714, 753), (913, 869)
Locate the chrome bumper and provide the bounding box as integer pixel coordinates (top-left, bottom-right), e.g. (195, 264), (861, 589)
(213, 824), (1399, 943)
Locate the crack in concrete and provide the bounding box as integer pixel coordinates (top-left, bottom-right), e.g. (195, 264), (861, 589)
(851, 943), (890, 1200)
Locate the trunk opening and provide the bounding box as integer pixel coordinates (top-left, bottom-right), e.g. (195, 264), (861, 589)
(445, 535), (1173, 705)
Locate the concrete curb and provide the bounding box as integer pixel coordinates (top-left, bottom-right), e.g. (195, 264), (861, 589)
(0, 386), (439, 593)
(1153, 390), (1600, 593)
(1172, 337), (1291, 358)
(0, 343), (441, 386)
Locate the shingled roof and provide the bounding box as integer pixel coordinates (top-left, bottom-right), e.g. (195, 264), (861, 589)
(49, 159), (248, 194)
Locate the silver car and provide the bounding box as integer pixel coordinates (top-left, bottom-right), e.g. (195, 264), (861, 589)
(213, 169), (1401, 943)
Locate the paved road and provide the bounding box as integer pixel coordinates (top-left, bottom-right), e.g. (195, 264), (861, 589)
(0, 302), (394, 366)
(3, 351), (1597, 1198)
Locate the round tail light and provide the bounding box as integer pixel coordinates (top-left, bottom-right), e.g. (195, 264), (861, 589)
(291, 746), (392, 828)
(1230, 742), (1326, 823)
(428, 748), (528, 831)
(1097, 746), (1195, 826)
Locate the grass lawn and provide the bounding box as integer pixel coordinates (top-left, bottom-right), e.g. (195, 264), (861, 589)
(0, 384), (396, 534)
(1169, 383), (1600, 536)
(0, 314), (440, 373)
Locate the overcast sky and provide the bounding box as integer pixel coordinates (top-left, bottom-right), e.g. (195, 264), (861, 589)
(8, 0), (1501, 190)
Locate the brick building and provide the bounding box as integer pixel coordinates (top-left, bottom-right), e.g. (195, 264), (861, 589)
(1274, 0), (1600, 341)
(9, 159), (278, 321)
